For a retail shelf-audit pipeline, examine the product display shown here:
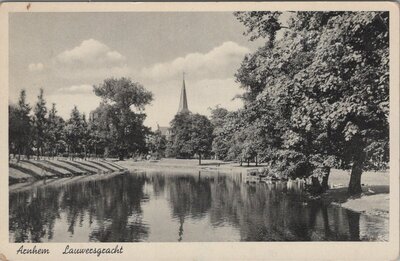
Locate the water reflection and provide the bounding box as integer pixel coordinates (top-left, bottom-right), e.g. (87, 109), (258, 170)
(9, 171), (387, 242)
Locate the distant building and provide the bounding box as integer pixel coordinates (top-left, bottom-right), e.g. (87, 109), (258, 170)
(157, 73), (190, 139)
(157, 125), (172, 138)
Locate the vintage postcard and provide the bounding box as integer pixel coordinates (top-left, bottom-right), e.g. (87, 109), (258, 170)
(0, 1), (399, 260)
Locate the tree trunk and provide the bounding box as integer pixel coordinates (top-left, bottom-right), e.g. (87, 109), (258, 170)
(17, 147), (21, 162)
(348, 154), (364, 195)
(198, 153), (201, 165)
(247, 159), (250, 167)
(321, 167), (331, 191)
(25, 147), (30, 160)
(36, 144), (40, 160)
(255, 155), (258, 166)
(311, 176), (323, 194)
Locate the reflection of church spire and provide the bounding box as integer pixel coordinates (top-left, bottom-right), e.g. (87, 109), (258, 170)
(178, 216), (184, 242)
(177, 72), (189, 114)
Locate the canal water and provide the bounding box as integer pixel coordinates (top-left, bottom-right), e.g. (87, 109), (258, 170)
(9, 171), (388, 242)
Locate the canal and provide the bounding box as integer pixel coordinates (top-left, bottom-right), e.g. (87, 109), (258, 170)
(9, 171), (388, 242)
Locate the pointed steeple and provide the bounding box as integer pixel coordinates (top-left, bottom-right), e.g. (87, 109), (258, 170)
(178, 72), (189, 114)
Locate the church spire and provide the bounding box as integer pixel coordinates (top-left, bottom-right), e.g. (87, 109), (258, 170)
(178, 72), (189, 114)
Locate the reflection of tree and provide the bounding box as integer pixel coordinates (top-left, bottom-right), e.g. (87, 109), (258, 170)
(10, 173), (366, 242)
(167, 175), (212, 219)
(208, 178), (362, 241)
(9, 187), (61, 242)
(347, 210), (361, 241)
(166, 174), (212, 241)
(65, 175), (149, 242)
(9, 174), (149, 242)
(149, 173), (166, 197)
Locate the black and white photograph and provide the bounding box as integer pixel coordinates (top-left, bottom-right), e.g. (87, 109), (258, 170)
(0, 2), (399, 260)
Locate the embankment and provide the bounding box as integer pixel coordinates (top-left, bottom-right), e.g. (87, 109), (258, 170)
(9, 158), (127, 185)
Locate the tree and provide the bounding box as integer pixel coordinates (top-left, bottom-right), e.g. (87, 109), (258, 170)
(46, 103), (65, 158)
(9, 104), (19, 157)
(65, 106), (85, 159)
(33, 88), (48, 159)
(147, 130), (167, 159)
(210, 107), (230, 160)
(9, 90), (32, 160)
(167, 112), (194, 159)
(166, 112), (214, 165)
(235, 11), (389, 194)
(81, 113), (90, 159)
(93, 77), (153, 160)
(190, 114), (214, 165)
(87, 111), (107, 158)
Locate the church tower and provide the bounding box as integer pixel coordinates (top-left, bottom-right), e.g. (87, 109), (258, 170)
(177, 73), (189, 114)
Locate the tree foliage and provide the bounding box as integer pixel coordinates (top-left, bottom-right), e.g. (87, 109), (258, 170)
(166, 112), (213, 165)
(46, 103), (65, 157)
(233, 11), (389, 194)
(93, 77), (153, 160)
(9, 77), (153, 160)
(33, 88), (48, 159)
(147, 130), (167, 159)
(9, 90), (32, 160)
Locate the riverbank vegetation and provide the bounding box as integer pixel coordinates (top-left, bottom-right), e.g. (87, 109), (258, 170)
(209, 11), (389, 195)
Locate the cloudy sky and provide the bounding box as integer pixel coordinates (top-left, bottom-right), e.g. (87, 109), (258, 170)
(9, 12), (264, 129)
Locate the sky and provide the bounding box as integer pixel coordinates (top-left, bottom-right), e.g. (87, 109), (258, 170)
(9, 12), (264, 129)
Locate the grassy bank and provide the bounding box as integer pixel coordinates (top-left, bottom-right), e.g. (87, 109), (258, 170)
(116, 158), (264, 174)
(9, 158), (127, 185)
(322, 169), (389, 219)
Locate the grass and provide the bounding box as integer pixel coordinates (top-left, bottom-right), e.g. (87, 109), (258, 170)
(9, 159), (127, 184)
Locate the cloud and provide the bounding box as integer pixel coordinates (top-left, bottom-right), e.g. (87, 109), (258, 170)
(28, 63), (44, 72)
(56, 39), (126, 66)
(58, 84), (94, 94)
(46, 93), (102, 120)
(139, 41), (249, 82)
(53, 39), (129, 81)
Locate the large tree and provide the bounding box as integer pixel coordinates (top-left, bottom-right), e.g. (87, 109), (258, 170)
(190, 113), (214, 165)
(210, 107), (230, 160)
(93, 77), (153, 160)
(32, 88), (48, 159)
(87, 110), (107, 158)
(166, 112), (214, 165)
(235, 11), (389, 194)
(166, 112), (195, 159)
(64, 106), (86, 159)
(46, 103), (66, 158)
(9, 90), (32, 160)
